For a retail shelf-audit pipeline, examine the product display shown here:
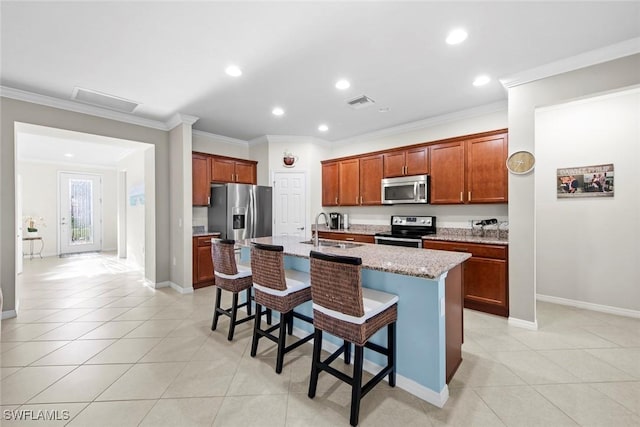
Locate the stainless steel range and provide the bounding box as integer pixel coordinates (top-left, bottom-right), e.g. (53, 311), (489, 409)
(374, 215), (436, 248)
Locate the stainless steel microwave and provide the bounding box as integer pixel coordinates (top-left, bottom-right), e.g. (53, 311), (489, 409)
(381, 174), (430, 204)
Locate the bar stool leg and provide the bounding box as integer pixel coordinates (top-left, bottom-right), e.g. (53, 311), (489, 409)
(344, 341), (351, 365)
(267, 308), (272, 325)
(388, 322), (396, 387)
(250, 303), (262, 357)
(308, 328), (323, 399)
(246, 288), (252, 316)
(350, 345), (364, 426)
(286, 311), (294, 335)
(211, 288), (222, 331)
(275, 313), (288, 374)
(228, 293), (239, 341)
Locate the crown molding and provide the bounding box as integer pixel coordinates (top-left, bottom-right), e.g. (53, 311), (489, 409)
(166, 113), (199, 130)
(333, 100), (507, 146)
(500, 37), (640, 89)
(193, 129), (248, 146)
(1, 85), (172, 130)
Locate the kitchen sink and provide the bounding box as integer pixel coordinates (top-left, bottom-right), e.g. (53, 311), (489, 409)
(299, 239), (363, 249)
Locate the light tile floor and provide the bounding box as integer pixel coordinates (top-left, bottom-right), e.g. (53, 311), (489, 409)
(1, 253), (639, 426)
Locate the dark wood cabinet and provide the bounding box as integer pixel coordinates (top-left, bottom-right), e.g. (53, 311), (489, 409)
(339, 159), (360, 206)
(210, 156), (256, 184)
(383, 146), (429, 178)
(429, 141), (466, 204)
(193, 236), (218, 289)
(466, 133), (508, 203)
(422, 240), (508, 317)
(322, 161), (340, 206)
(317, 231), (375, 244)
(359, 154), (383, 205)
(192, 154), (210, 206)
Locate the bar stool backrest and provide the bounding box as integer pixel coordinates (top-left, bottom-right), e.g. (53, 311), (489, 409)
(211, 239), (239, 275)
(250, 243), (287, 292)
(309, 251), (365, 318)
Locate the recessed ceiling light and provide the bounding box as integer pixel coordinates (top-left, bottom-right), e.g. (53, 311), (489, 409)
(335, 79), (351, 90)
(272, 107), (284, 116)
(446, 28), (468, 45)
(473, 75), (491, 86)
(318, 124), (329, 132)
(225, 65), (242, 77)
(64, 153), (74, 158)
(378, 107), (391, 113)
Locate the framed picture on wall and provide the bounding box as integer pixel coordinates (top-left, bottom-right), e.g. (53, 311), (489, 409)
(557, 164), (614, 198)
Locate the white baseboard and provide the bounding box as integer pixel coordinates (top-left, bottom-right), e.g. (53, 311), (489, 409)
(170, 282), (194, 294)
(290, 325), (449, 408)
(148, 280), (194, 294)
(508, 316), (539, 330)
(537, 294), (640, 319)
(1, 310), (17, 320)
(151, 280), (170, 289)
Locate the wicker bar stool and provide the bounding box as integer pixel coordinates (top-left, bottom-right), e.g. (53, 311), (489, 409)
(308, 251), (398, 427)
(249, 243), (315, 374)
(211, 239), (257, 341)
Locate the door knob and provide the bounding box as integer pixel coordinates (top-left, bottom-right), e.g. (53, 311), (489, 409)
(297, 227), (305, 230)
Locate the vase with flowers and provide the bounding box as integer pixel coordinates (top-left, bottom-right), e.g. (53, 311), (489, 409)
(24, 216), (46, 237)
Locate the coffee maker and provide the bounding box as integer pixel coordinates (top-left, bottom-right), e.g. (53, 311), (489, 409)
(329, 212), (343, 229)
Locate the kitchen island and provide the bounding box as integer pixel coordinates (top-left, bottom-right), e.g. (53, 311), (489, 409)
(237, 235), (470, 408)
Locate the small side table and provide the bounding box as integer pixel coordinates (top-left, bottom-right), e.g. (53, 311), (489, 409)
(23, 236), (44, 260)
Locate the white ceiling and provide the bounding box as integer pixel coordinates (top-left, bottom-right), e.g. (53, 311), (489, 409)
(16, 123), (147, 167)
(2, 2), (640, 142)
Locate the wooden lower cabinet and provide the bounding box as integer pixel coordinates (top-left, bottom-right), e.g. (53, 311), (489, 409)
(317, 231), (375, 244)
(422, 240), (508, 317)
(193, 236), (218, 289)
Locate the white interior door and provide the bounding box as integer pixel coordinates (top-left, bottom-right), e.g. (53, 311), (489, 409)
(273, 171), (307, 238)
(59, 172), (103, 255)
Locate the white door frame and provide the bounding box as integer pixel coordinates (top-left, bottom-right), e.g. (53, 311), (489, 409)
(57, 171), (104, 255)
(271, 169), (310, 240)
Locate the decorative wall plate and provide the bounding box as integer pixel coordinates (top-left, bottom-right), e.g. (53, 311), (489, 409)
(506, 150), (535, 174)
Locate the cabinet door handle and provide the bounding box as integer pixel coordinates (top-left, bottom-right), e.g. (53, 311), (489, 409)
(360, 196), (363, 204)
(460, 192), (463, 202)
(335, 197), (338, 204)
(345, 238), (355, 241)
(468, 191), (471, 201)
(231, 173), (234, 181)
(207, 196), (210, 205)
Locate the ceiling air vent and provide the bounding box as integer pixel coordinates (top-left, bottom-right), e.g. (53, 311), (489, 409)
(346, 94), (376, 110)
(71, 87), (139, 113)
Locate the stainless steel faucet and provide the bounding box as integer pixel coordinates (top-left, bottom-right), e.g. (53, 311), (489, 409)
(314, 212), (329, 247)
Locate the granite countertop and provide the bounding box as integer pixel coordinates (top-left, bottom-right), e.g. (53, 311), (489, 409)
(237, 235), (470, 280)
(313, 224), (509, 245)
(193, 232), (222, 237)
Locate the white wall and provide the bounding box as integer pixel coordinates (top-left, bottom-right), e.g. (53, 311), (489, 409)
(329, 108), (509, 227)
(507, 53), (640, 324)
(535, 88), (640, 312)
(17, 161), (118, 257)
(118, 151), (146, 270)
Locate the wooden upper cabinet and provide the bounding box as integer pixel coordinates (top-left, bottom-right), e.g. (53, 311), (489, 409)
(339, 158), (360, 206)
(359, 154), (383, 205)
(466, 133), (508, 203)
(192, 154), (210, 206)
(383, 146), (429, 178)
(406, 146), (429, 175)
(430, 141), (465, 204)
(322, 161), (340, 206)
(210, 156), (257, 184)
(234, 160), (256, 184)
(383, 151), (406, 178)
(210, 157), (236, 183)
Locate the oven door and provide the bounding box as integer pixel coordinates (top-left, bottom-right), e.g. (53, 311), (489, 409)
(374, 235), (422, 248)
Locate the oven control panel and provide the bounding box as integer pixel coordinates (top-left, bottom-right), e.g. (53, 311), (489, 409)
(391, 215), (434, 227)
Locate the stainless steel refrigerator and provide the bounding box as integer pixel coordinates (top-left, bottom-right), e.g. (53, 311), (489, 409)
(208, 183), (272, 240)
